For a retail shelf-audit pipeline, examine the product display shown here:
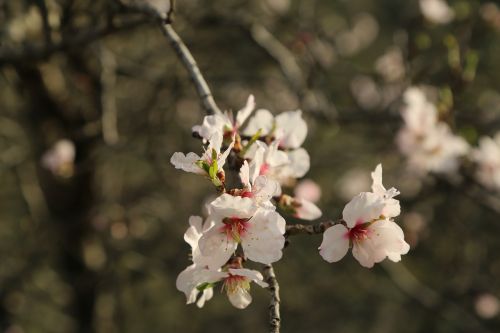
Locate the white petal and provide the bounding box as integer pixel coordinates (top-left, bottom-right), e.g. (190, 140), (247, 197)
(196, 288), (213, 308)
(184, 216), (203, 250)
(236, 95), (256, 127)
(170, 152), (203, 174)
(342, 192), (385, 228)
(371, 163), (385, 195)
(370, 220), (410, 262)
(194, 114), (230, 141)
(228, 268), (268, 288)
(176, 265), (226, 304)
(275, 110), (308, 149)
(286, 148), (310, 178)
(252, 176), (281, 205)
(243, 109), (274, 136)
(209, 194), (257, 219)
(352, 240), (377, 268)
(198, 225), (237, 269)
(228, 288), (252, 309)
(319, 224), (350, 263)
(294, 198), (322, 220)
(239, 161), (251, 187)
(242, 210), (286, 264)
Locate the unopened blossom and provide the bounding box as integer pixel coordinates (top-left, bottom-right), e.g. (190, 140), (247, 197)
(319, 192), (409, 268)
(294, 179), (322, 203)
(239, 160), (281, 209)
(243, 109), (308, 149)
(192, 95), (255, 142)
(371, 164), (400, 218)
(170, 131), (234, 185)
(279, 194), (322, 221)
(176, 216), (217, 308)
(419, 0), (454, 24)
(221, 268), (268, 309)
(199, 194), (286, 269)
(471, 133), (500, 190)
(41, 139), (76, 177)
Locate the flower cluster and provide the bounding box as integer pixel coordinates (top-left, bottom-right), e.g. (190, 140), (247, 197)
(171, 96), (410, 309)
(396, 87), (469, 176)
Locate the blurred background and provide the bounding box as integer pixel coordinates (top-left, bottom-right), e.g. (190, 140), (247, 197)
(1, 0), (500, 332)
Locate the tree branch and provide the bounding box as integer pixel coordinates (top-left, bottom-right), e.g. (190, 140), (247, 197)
(285, 220), (342, 237)
(159, 23), (222, 115)
(263, 264), (281, 333)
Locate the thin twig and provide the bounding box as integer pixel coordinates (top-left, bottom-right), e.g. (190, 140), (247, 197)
(160, 23), (222, 115)
(263, 264), (281, 333)
(285, 220), (342, 237)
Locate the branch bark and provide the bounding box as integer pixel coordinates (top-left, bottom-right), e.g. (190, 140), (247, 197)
(263, 264), (281, 333)
(285, 220), (342, 237)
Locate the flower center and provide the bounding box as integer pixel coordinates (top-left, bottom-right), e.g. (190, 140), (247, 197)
(221, 217), (250, 242)
(347, 223), (370, 241)
(223, 274), (250, 294)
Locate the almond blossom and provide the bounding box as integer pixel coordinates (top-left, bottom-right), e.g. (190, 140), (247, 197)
(397, 87), (469, 175)
(278, 194), (322, 221)
(170, 131), (234, 186)
(192, 95), (255, 142)
(243, 109), (307, 149)
(471, 133), (500, 190)
(238, 160), (281, 209)
(198, 194), (286, 269)
(319, 165), (409, 268)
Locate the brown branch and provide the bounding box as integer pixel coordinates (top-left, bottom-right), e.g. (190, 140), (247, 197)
(285, 219), (342, 237)
(263, 264), (281, 333)
(159, 23), (222, 115)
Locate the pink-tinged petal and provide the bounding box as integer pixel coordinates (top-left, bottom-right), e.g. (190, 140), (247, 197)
(242, 210), (285, 264)
(294, 198), (322, 220)
(243, 109), (274, 136)
(170, 152), (204, 174)
(198, 225), (237, 269)
(342, 192), (385, 228)
(275, 110), (308, 149)
(209, 194), (257, 219)
(294, 179), (322, 203)
(228, 268), (268, 288)
(319, 224), (350, 263)
(236, 95), (256, 126)
(228, 288), (252, 309)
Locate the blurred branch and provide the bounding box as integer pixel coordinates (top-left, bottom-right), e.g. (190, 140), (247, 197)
(100, 46), (120, 145)
(0, 17), (148, 65)
(263, 264), (281, 333)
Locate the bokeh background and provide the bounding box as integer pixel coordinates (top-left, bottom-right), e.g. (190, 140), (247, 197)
(1, 0), (500, 332)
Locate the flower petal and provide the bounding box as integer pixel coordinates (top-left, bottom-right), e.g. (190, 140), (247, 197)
(342, 192), (385, 228)
(319, 224), (349, 263)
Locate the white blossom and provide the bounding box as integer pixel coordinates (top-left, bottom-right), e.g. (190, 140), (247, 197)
(199, 194), (286, 269)
(419, 0), (455, 24)
(239, 160), (281, 209)
(171, 131), (234, 184)
(222, 268), (268, 309)
(192, 95), (255, 141)
(471, 133), (500, 190)
(319, 192), (409, 268)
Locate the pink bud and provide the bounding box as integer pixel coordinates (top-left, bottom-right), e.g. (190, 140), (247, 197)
(294, 179), (321, 203)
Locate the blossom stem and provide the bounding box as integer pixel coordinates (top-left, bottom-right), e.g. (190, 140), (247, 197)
(263, 264), (281, 333)
(285, 220), (343, 237)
